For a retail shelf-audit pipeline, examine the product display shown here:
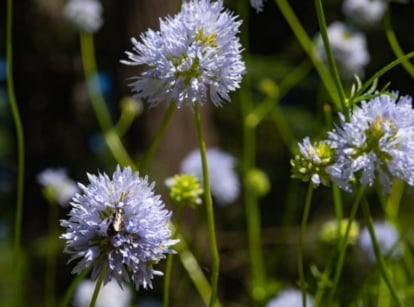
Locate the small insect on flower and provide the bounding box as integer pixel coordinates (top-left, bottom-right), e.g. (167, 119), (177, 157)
(107, 207), (125, 235)
(107, 193), (127, 236)
(60, 166), (178, 290)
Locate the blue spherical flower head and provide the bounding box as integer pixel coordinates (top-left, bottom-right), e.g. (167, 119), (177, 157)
(121, 0), (246, 109)
(60, 166), (178, 290)
(327, 94), (414, 193)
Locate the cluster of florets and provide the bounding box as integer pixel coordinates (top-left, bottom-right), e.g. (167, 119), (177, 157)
(60, 166), (178, 290)
(122, 0), (245, 109)
(165, 173), (204, 207)
(291, 93), (414, 194)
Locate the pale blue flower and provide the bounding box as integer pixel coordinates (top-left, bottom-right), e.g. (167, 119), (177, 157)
(37, 168), (79, 206)
(315, 21), (370, 80)
(121, 0), (245, 109)
(250, 0), (266, 12)
(73, 279), (132, 307)
(266, 288), (314, 307)
(358, 221), (402, 262)
(180, 148), (240, 205)
(60, 166), (177, 290)
(327, 94), (414, 193)
(63, 0), (103, 33)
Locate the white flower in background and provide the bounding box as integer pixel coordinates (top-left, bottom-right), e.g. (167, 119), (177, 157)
(315, 21), (370, 80)
(266, 288), (314, 307)
(342, 0), (388, 29)
(250, 0), (266, 13)
(180, 148), (240, 205)
(37, 168), (79, 206)
(358, 221), (402, 262)
(72, 279), (132, 307)
(63, 0), (103, 33)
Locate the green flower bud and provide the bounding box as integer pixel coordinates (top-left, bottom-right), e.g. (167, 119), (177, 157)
(165, 174), (203, 207)
(246, 168), (271, 198)
(319, 219), (360, 246)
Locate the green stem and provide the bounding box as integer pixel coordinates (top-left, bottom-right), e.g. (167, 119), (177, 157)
(384, 180), (405, 222)
(193, 102), (220, 307)
(163, 206), (184, 307)
(332, 184), (343, 249)
(357, 51), (414, 97)
(384, 11), (414, 79)
(171, 224), (221, 307)
(274, 0), (340, 109)
(298, 182), (314, 307)
(6, 0), (25, 305)
(60, 266), (92, 307)
(79, 31), (135, 167)
(45, 202), (58, 307)
(362, 199), (404, 307)
(138, 102), (176, 173)
(89, 264), (107, 307)
(327, 185), (365, 304)
(314, 0), (347, 114)
(244, 113), (266, 303)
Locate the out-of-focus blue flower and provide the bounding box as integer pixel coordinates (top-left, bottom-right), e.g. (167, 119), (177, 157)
(89, 72), (112, 96)
(60, 166), (178, 290)
(250, 0), (266, 13)
(73, 279), (132, 307)
(180, 148), (240, 206)
(358, 221), (402, 262)
(266, 288), (314, 307)
(327, 94), (414, 193)
(121, 0), (246, 109)
(0, 59), (7, 81)
(37, 168), (79, 206)
(342, 0), (387, 29)
(63, 0), (103, 33)
(314, 21), (370, 80)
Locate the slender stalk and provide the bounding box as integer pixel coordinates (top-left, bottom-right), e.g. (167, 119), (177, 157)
(163, 206), (184, 307)
(327, 185), (365, 304)
(244, 113), (266, 303)
(45, 202), (59, 307)
(314, 0), (347, 114)
(384, 11), (414, 79)
(6, 0), (25, 305)
(60, 266), (93, 307)
(236, 3), (267, 303)
(332, 184), (343, 249)
(298, 182), (314, 307)
(193, 102), (220, 307)
(89, 264), (107, 307)
(362, 199), (404, 307)
(79, 31), (135, 167)
(357, 51), (414, 97)
(274, 0), (340, 109)
(171, 224), (221, 307)
(138, 102), (176, 173)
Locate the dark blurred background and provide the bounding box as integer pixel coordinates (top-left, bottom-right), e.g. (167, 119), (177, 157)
(2, 0), (414, 305)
